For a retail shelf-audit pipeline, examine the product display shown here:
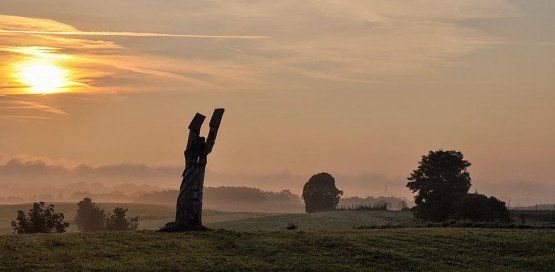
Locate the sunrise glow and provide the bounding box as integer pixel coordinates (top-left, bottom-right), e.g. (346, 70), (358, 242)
(14, 59), (70, 94)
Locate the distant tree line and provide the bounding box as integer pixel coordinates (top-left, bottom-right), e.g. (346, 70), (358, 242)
(339, 196), (409, 211)
(135, 187), (305, 213)
(301, 173), (408, 213)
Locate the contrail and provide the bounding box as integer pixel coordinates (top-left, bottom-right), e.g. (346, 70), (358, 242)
(0, 115), (51, 120)
(0, 29), (268, 39)
(226, 46), (243, 52)
(0, 95), (68, 115)
(467, 39), (555, 46)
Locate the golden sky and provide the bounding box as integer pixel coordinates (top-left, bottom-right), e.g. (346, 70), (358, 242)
(0, 0), (554, 204)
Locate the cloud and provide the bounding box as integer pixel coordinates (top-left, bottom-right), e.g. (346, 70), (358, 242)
(0, 115), (51, 120)
(0, 0), (527, 121)
(125, 0), (518, 89)
(0, 99), (68, 115)
(0, 14), (266, 39)
(473, 180), (555, 206)
(0, 1), (523, 94)
(0, 15), (76, 32)
(0, 13), (267, 120)
(0, 94), (68, 121)
(0, 14), (265, 97)
(0, 29), (267, 39)
(0, 154), (177, 178)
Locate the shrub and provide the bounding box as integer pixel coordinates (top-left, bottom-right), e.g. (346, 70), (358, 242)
(11, 202), (69, 234)
(286, 222), (299, 230)
(75, 197), (106, 232)
(105, 207), (139, 231)
(75, 197), (140, 232)
(454, 193), (511, 223)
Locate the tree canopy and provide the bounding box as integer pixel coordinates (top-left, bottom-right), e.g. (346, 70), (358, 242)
(302, 172), (343, 213)
(407, 150), (471, 221)
(74, 197), (139, 232)
(75, 197), (107, 232)
(105, 207), (139, 231)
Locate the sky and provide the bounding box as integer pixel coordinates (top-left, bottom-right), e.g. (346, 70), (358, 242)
(0, 0), (554, 205)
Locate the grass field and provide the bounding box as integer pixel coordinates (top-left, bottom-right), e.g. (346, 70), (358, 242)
(0, 228), (554, 271)
(1, 203), (419, 233)
(210, 210), (418, 231)
(2, 204), (554, 271)
(3, 203), (554, 234)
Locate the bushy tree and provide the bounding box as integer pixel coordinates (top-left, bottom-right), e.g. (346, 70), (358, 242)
(75, 197), (139, 232)
(11, 202), (69, 234)
(454, 193), (511, 223)
(75, 197), (106, 232)
(407, 150), (471, 221)
(302, 172), (343, 213)
(105, 207), (139, 231)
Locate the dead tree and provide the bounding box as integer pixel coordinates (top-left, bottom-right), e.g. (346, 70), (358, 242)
(161, 108), (224, 231)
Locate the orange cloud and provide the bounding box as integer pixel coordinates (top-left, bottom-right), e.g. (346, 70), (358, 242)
(0, 14), (265, 97)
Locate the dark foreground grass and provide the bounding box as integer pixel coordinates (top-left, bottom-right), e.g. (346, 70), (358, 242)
(0, 228), (554, 271)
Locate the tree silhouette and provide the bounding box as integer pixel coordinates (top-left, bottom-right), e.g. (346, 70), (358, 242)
(105, 207), (139, 231)
(75, 197), (106, 232)
(11, 202), (69, 234)
(454, 193), (511, 223)
(302, 172), (343, 213)
(407, 150), (471, 221)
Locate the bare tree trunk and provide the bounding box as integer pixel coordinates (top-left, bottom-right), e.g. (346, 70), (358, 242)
(162, 108), (224, 232)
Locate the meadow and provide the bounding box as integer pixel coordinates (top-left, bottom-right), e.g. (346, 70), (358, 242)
(2, 203), (553, 234)
(0, 203), (417, 233)
(1, 203), (555, 271)
(1, 228), (554, 271)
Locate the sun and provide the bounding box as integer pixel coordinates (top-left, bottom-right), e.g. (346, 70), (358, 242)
(15, 59), (70, 94)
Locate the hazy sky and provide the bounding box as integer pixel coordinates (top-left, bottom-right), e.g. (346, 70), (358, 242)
(0, 1), (554, 204)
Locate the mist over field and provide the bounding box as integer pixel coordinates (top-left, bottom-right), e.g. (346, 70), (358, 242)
(1, 154), (553, 208)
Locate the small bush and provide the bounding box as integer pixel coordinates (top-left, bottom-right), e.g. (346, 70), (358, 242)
(105, 207), (139, 231)
(286, 222), (299, 230)
(11, 202), (69, 234)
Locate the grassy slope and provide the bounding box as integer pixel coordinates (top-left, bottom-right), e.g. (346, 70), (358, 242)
(0, 229), (554, 271)
(0, 203), (275, 234)
(1, 203), (417, 233)
(211, 210), (418, 231)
